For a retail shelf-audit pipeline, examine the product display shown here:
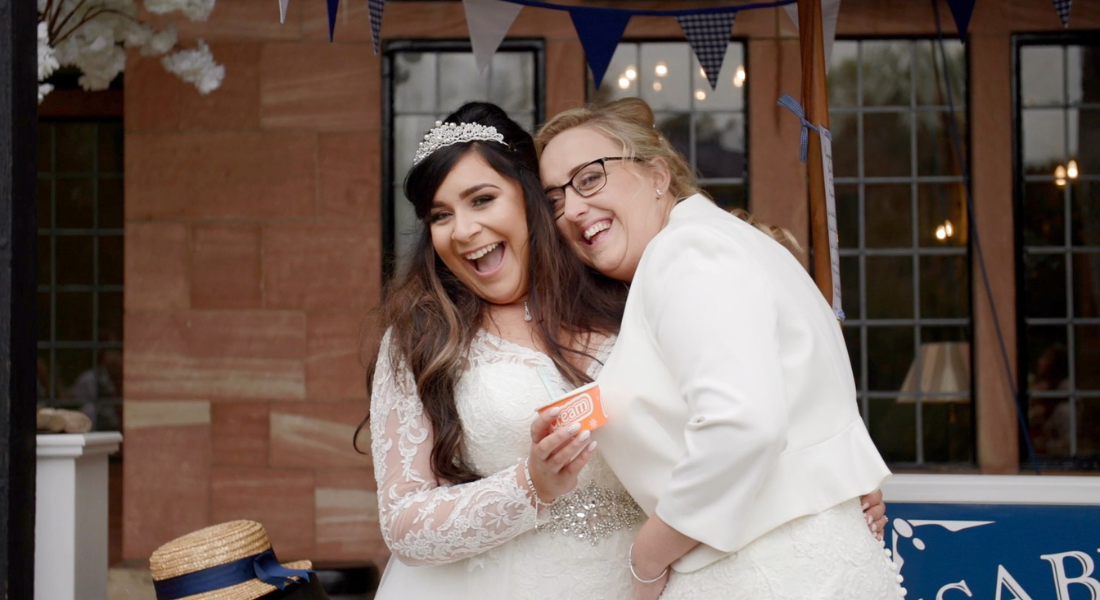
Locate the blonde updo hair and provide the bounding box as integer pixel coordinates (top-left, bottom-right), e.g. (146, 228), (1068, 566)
(535, 97), (700, 201)
(536, 98), (800, 250)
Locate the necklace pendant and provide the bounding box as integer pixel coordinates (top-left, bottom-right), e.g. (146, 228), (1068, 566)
(524, 301), (532, 322)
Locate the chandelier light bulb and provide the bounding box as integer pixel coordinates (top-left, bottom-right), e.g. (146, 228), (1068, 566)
(695, 89), (707, 101)
(734, 66), (746, 87)
(625, 67), (637, 81)
(618, 76), (630, 90)
(653, 81), (663, 92)
(1068, 159), (1079, 179)
(1055, 164), (1067, 186)
(944, 220), (954, 237)
(935, 225), (947, 240)
(655, 63), (668, 77)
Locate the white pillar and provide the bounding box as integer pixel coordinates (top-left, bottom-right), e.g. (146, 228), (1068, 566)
(35, 432), (123, 600)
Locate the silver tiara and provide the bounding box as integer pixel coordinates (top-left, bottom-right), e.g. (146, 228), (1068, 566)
(412, 121), (507, 166)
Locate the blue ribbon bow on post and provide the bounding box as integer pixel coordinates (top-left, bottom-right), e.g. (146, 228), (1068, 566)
(776, 94), (832, 163)
(153, 550), (314, 600)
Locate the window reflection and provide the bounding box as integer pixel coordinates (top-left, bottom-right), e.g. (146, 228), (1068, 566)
(1018, 41), (1100, 466)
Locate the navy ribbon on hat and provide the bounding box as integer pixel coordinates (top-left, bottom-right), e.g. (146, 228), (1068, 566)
(776, 94), (832, 163)
(153, 550), (313, 600)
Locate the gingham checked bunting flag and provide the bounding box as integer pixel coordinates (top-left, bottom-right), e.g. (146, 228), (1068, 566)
(676, 13), (737, 91)
(1052, 0), (1073, 27)
(369, 0), (386, 55)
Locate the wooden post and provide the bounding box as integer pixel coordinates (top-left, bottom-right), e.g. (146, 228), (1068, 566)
(1, 0), (40, 596)
(797, 0), (833, 305)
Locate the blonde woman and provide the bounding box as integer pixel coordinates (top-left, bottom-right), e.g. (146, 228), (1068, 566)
(537, 98), (899, 600)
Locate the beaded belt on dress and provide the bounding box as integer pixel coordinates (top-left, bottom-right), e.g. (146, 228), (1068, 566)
(536, 481), (644, 545)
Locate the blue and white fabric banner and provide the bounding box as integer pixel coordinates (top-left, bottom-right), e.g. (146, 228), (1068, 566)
(369, 0), (386, 55)
(885, 503), (1100, 600)
(569, 7), (631, 90)
(463, 0), (525, 74)
(676, 13), (737, 90)
(945, 0), (976, 41)
(278, 0), (289, 24)
(326, 0), (339, 41)
(1052, 0), (1073, 28)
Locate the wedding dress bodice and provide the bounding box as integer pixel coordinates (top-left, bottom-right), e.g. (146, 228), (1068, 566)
(370, 329), (637, 600)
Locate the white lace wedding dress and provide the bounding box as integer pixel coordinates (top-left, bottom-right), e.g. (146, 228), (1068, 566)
(370, 330), (641, 600)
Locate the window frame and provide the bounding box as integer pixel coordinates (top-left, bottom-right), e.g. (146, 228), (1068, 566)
(380, 38), (546, 281)
(830, 35), (976, 468)
(1011, 31), (1100, 470)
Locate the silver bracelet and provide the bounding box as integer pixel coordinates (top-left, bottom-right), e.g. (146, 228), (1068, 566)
(522, 458), (552, 509)
(628, 542), (670, 584)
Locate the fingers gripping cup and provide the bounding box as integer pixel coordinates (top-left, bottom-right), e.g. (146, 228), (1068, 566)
(538, 382), (608, 433)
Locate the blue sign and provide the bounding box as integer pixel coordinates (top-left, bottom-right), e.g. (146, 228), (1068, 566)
(885, 503), (1100, 600)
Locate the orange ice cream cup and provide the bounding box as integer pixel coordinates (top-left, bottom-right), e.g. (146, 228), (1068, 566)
(538, 382), (607, 433)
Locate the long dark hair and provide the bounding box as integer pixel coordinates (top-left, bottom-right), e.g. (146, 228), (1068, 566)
(360, 103), (626, 484)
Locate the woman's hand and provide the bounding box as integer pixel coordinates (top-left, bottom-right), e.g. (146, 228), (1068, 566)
(861, 489), (887, 541)
(527, 407), (597, 503)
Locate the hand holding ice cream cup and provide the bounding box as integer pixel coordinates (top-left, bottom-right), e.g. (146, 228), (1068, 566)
(538, 382), (608, 434)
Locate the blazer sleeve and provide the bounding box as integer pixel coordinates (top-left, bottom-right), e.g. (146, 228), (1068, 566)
(641, 225), (789, 553)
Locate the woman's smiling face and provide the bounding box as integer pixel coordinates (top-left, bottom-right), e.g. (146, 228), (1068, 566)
(539, 125), (673, 283)
(429, 151), (530, 304)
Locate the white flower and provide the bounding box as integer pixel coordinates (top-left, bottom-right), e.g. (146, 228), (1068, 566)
(141, 24), (177, 56)
(38, 0), (222, 96)
(161, 39), (224, 95)
(37, 21), (59, 81)
(38, 83), (54, 104)
(144, 0), (215, 21)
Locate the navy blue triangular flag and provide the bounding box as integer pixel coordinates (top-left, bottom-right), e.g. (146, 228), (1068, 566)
(569, 7), (631, 90)
(1051, 0), (1072, 27)
(945, 0), (976, 41)
(677, 12), (737, 90)
(369, 0), (386, 55)
(326, 0), (339, 41)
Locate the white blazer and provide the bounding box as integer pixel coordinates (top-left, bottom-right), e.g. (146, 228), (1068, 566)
(595, 194), (890, 573)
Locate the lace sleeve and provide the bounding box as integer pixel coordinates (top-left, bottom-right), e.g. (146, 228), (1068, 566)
(369, 331), (539, 566)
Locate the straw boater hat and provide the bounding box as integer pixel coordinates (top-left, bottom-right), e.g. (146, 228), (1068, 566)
(150, 520), (320, 600)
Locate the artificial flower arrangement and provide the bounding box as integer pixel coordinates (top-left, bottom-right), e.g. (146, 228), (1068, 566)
(37, 0), (224, 103)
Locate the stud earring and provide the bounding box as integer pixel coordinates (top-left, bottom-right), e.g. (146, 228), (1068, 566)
(655, 188), (663, 197)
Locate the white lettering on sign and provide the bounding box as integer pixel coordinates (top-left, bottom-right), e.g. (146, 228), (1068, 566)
(936, 580), (973, 600)
(1040, 551), (1100, 600)
(994, 565), (1036, 600)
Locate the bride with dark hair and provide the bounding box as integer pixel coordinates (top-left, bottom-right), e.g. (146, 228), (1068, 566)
(364, 102), (640, 599)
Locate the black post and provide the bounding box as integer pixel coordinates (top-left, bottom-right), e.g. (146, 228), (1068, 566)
(0, 0), (39, 598)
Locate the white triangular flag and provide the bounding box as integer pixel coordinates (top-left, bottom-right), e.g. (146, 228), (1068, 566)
(784, 0), (842, 69)
(278, 0), (289, 24)
(463, 0), (524, 74)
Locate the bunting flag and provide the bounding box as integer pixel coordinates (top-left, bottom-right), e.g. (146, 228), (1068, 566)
(945, 0), (976, 41)
(569, 7), (631, 89)
(782, 0), (841, 68)
(369, 0), (386, 55)
(1051, 0), (1073, 27)
(676, 12), (737, 90)
(463, 0), (525, 73)
(278, 0), (289, 24)
(326, 0), (339, 41)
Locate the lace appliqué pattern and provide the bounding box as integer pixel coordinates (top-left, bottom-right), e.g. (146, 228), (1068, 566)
(370, 330), (537, 567)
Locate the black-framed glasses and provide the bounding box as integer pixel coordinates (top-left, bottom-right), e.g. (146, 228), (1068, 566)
(544, 157), (629, 207)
